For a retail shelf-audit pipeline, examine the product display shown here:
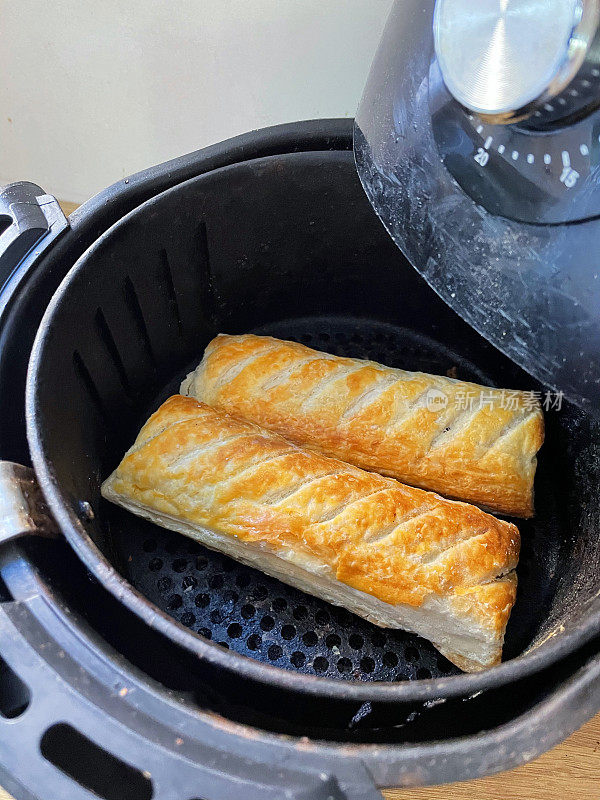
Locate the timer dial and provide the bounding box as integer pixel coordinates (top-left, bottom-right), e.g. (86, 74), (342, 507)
(433, 0), (600, 125)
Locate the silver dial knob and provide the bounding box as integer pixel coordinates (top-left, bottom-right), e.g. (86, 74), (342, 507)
(433, 0), (600, 124)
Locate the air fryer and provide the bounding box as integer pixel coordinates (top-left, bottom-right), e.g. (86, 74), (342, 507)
(0, 3), (599, 798)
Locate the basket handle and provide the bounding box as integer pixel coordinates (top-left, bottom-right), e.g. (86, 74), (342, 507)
(0, 182), (68, 288)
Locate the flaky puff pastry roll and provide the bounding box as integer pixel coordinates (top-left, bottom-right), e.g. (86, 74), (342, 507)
(182, 334), (544, 517)
(102, 395), (520, 672)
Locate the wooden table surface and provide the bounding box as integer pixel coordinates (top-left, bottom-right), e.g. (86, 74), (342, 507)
(1, 200), (594, 799)
(1, 712), (598, 799)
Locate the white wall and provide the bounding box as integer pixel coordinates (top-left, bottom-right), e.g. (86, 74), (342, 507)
(0, 1), (392, 203)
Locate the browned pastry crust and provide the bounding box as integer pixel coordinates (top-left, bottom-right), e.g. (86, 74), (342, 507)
(102, 395), (520, 672)
(182, 334), (545, 517)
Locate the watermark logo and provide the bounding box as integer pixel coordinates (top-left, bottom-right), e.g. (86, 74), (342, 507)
(424, 388), (563, 413)
(425, 388), (449, 412)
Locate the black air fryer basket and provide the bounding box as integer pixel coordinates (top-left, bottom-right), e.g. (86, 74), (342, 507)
(0, 120), (599, 800)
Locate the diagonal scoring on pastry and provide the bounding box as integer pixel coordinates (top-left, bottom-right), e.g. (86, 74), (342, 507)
(181, 334), (544, 517)
(102, 395), (520, 672)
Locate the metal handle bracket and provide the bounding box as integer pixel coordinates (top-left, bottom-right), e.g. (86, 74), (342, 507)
(0, 462), (59, 545)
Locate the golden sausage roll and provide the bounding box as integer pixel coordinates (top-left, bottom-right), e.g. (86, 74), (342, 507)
(182, 334), (544, 517)
(102, 395), (520, 672)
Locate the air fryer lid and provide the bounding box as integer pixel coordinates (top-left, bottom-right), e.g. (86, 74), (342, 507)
(355, 0), (600, 415)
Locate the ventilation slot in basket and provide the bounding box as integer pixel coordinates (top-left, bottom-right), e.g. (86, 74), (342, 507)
(122, 277), (157, 372)
(94, 308), (133, 400)
(196, 220), (217, 328)
(157, 249), (183, 338)
(40, 723), (153, 800)
(73, 351), (109, 424)
(0, 656), (30, 719)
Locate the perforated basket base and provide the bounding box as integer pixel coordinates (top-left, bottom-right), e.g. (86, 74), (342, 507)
(109, 316), (560, 682)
